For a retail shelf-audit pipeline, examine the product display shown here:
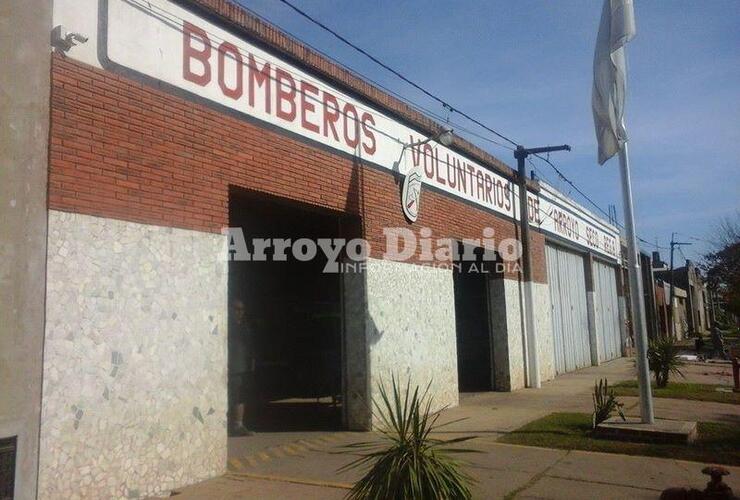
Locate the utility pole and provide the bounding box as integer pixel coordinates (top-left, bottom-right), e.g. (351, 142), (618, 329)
(515, 144), (570, 389)
(668, 232), (692, 338)
(708, 288), (717, 329)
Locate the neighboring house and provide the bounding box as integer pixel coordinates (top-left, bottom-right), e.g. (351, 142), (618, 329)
(622, 250), (698, 342)
(654, 279), (670, 338)
(663, 283), (690, 340)
(655, 260), (711, 336)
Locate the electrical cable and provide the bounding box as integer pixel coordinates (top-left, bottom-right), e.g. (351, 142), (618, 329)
(268, 0), (672, 251)
(133, 0), (667, 251)
(232, 0), (517, 153)
(274, 0), (521, 149)
(127, 0), (512, 160)
(530, 153), (669, 250)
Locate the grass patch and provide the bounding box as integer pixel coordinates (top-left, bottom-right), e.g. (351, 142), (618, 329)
(499, 412), (740, 466)
(612, 380), (740, 405)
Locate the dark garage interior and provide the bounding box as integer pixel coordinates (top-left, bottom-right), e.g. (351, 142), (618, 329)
(453, 242), (495, 392)
(228, 190), (355, 432)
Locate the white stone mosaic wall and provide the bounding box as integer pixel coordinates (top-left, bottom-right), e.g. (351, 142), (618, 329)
(364, 258), (459, 417)
(533, 282), (556, 383)
(342, 268), (371, 430)
(39, 211), (228, 499)
(498, 280), (555, 391)
(503, 279), (526, 390)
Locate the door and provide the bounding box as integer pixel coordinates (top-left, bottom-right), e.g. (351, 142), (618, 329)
(453, 242), (494, 391)
(546, 244), (591, 374)
(593, 260), (622, 362)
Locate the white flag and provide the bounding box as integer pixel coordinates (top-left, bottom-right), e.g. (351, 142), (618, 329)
(592, 0), (636, 165)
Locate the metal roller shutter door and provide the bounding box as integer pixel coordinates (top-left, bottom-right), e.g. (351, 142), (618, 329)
(593, 261), (622, 362)
(546, 244), (591, 374)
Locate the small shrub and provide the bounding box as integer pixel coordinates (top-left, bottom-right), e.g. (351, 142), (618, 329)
(340, 377), (477, 500)
(647, 337), (686, 388)
(592, 378), (625, 429)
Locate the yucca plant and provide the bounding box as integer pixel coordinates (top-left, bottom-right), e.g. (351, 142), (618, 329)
(647, 337), (685, 388)
(340, 377), (477, 500)
(592, 378), (625, 429)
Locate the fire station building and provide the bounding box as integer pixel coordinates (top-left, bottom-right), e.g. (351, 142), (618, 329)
(2, 0), (624, 498)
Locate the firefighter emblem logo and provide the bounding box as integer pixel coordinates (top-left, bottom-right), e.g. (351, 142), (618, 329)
(401, 168), (423, 222)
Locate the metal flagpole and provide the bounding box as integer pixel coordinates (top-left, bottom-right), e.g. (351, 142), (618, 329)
(617, 141), (655, 424)
(592, 0), (651, 424)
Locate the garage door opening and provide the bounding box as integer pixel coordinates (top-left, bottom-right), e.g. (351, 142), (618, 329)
(453, 242), (494, 392)
(228, 190), (355, 432)
(594, 260), (622, 363)
(546, 244), (591, 374)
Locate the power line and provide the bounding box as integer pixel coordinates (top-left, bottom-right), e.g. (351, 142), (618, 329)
(149, 0), (668, 251)
(130, 1), (625, 257)
(111, 0), (535, 199)
(141, 0), (515, 158)
(233, 1), (516, 154)
(270, 0), (673, 251)
(265, 0), (640, 255)
(247, 2), (623, 227)
(678, 245), (688, 262)
(275, 0), (521, 149)
(526, 157), (557, 188)
(636, 237), (669, 251)
(129, 0), (512, 165)
(530, 153), (669, 250)
(532, 153), (611, 220)
(678, 233), (714, 245)
(116, 2), (536, 218)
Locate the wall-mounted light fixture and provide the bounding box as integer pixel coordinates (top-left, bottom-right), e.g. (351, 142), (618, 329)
(51, 25), (89, 52)
(403, 127), (454, 150)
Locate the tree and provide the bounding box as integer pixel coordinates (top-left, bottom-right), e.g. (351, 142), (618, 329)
(702, 213), (740, 322)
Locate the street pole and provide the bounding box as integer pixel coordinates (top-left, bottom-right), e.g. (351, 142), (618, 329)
(669, 232), (676, 339)
(668, 232), (691, 339)
(617, 142), (654, 424)
(515, 144), (570, 389)
(516, 147), (540, 389)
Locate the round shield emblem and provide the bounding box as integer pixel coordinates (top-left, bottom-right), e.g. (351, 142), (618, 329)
(402, 169), (423, 222)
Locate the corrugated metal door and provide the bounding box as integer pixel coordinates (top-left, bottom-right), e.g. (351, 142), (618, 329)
(593, 260), (622, 362)
(546, 244), (591, 374)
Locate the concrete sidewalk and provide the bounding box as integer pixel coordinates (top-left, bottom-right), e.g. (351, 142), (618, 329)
(159, 358), (740, 499)
(167, 443), (740, 499)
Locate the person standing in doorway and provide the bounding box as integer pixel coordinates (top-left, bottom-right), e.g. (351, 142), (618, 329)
(229, 297), (254, 436)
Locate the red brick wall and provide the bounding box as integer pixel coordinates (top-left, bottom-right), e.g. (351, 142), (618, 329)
(49, 55), (547, 282)
(188, 0), (517, 182)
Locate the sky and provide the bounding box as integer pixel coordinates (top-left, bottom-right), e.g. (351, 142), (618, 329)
(238, 0), (740, 263)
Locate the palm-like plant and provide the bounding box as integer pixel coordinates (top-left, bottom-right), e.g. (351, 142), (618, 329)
(592, 378), (625, 429)
(647, 337), (686, 388)
(340, 377), (477, 500)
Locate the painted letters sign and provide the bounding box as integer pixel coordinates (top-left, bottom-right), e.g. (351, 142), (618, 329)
(99, 0), (620, 261)
(537, 184), (620, 260)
